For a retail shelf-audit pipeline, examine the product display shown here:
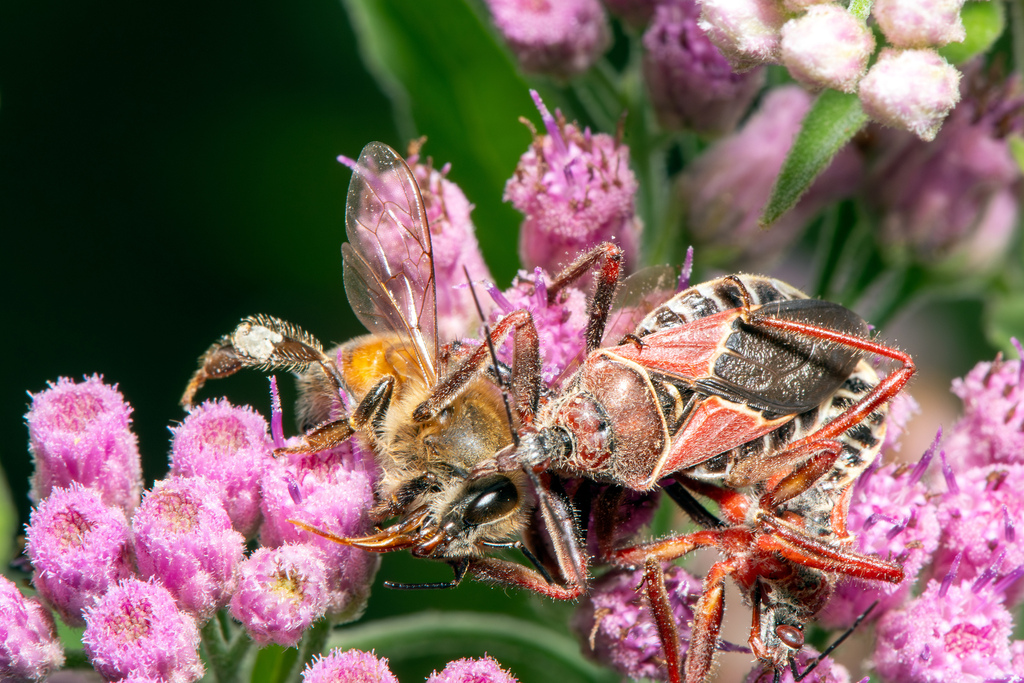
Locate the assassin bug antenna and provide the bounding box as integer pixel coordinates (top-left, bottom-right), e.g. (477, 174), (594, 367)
(463, 265), (520, 448)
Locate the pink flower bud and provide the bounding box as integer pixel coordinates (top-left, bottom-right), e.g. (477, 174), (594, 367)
(132, 477), (245, 622)
(229, 544), (329, 647)
(780, 5), (875, 93)
(303, 649), (398, 683)
(426, 657), (519, 683)
(0, 576), (64, 682)
(697, 0), (786, 70)
(26, 375), (142, 511)
(643, 0), (764, 134)
(25, 484), (134, 627)
(873, 0), (966, 48)
(170, 399), (274, 537)
(484, 0), (610, 78)
(83, 579), (204, 683)
(858, 48), (961, 141)
(865, 68), (1022, 268)
(505, 92), (641, 276)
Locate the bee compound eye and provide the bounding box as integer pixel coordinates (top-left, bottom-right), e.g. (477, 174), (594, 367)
(462, 475), (520, 527)
(775, 624), (804, 649)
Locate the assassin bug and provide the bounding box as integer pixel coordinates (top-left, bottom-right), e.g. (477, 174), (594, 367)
(461, 272), (913, 682)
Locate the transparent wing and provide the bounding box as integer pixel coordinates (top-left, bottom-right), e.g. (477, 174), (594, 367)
(601, 265), (679, 346)
(342, 142), (437, 382)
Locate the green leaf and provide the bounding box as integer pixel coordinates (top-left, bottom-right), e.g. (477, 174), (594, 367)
(986, 292), (1024, 354)
(760, 89), (867, 228)
(940, 1), (1006, 65)
(342, 0), (535, 282)
(1009, 134), (1024, 175)
(327, 611), (618, 683)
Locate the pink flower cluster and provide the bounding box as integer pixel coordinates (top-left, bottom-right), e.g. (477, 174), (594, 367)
(696, 0), (962, 140)
(16, 376), (379, 682)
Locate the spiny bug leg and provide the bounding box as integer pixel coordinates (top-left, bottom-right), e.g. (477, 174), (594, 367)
(642, 557), (683, 683)
(727, 316), (915, 489)
(686, 558), (739, 683)
(545, 242), (623, 354)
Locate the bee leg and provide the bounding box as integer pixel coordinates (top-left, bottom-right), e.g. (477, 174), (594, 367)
(546, 242), (624, 355)
(181, 314), (343, 408)
(280, 376), (394, 455)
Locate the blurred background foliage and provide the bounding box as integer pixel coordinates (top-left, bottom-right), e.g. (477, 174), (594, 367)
(0, 0), (1018, 681)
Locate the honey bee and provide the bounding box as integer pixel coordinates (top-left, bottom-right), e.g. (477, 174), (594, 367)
(182, 142), (586, 597)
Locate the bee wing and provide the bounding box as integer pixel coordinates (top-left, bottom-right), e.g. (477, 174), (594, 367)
(342, 142), (438, 382)
(601, 265), (679, 346)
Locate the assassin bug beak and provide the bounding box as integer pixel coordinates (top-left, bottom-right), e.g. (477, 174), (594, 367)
(288, 507), (432, 552)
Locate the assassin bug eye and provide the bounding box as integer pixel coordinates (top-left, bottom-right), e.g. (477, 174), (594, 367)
(775, 624), (804, 649)
(462, 475), (519, 527)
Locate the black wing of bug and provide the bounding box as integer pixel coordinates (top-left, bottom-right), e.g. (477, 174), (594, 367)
(694, 299), (869, 417)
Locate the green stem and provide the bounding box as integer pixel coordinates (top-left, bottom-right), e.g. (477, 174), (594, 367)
(280, 618), (332, 683)
(869, 264), (930, 329)
(1012, 0), (1024, 73)
(201, 614), (250, 683)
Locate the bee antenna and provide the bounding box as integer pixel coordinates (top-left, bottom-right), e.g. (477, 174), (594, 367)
(791, 601), (878, 681)
(462, 266), (520, 448)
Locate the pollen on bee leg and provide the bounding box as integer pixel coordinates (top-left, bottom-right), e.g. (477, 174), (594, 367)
(232, 323), (283, 361)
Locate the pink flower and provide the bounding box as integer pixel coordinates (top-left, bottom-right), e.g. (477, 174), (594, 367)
(484, 0), (610, 78)
(505, 91), (641, 277)
(426, 657), (519, 683)
(679, 85), (862, 267)
(820, 453), (941, 629)
(229, 544), (329, 648)
(859, 48), (961, 141)
(25, 484), (134, 627)
(873, 0), (967, 48)
(83, 579), (204, 683)
(643, 0), (764, 134)
(780, 5), (875, 93)
(490, 269), (590, 387)
(933, 463), (1024, 601)
(26, 375), (142, 511)
(571, 565), (701, 681)
(302, 649), (398, 683)
(874, 571), (1019, 682)
(944, 345), (1024, 469)
(131, 476), (245, 622)
(865, 70), (1022, 270)
(169, 399), (274, 537)
(0, 575), (64, 682)
(406, 143), (493, 343)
